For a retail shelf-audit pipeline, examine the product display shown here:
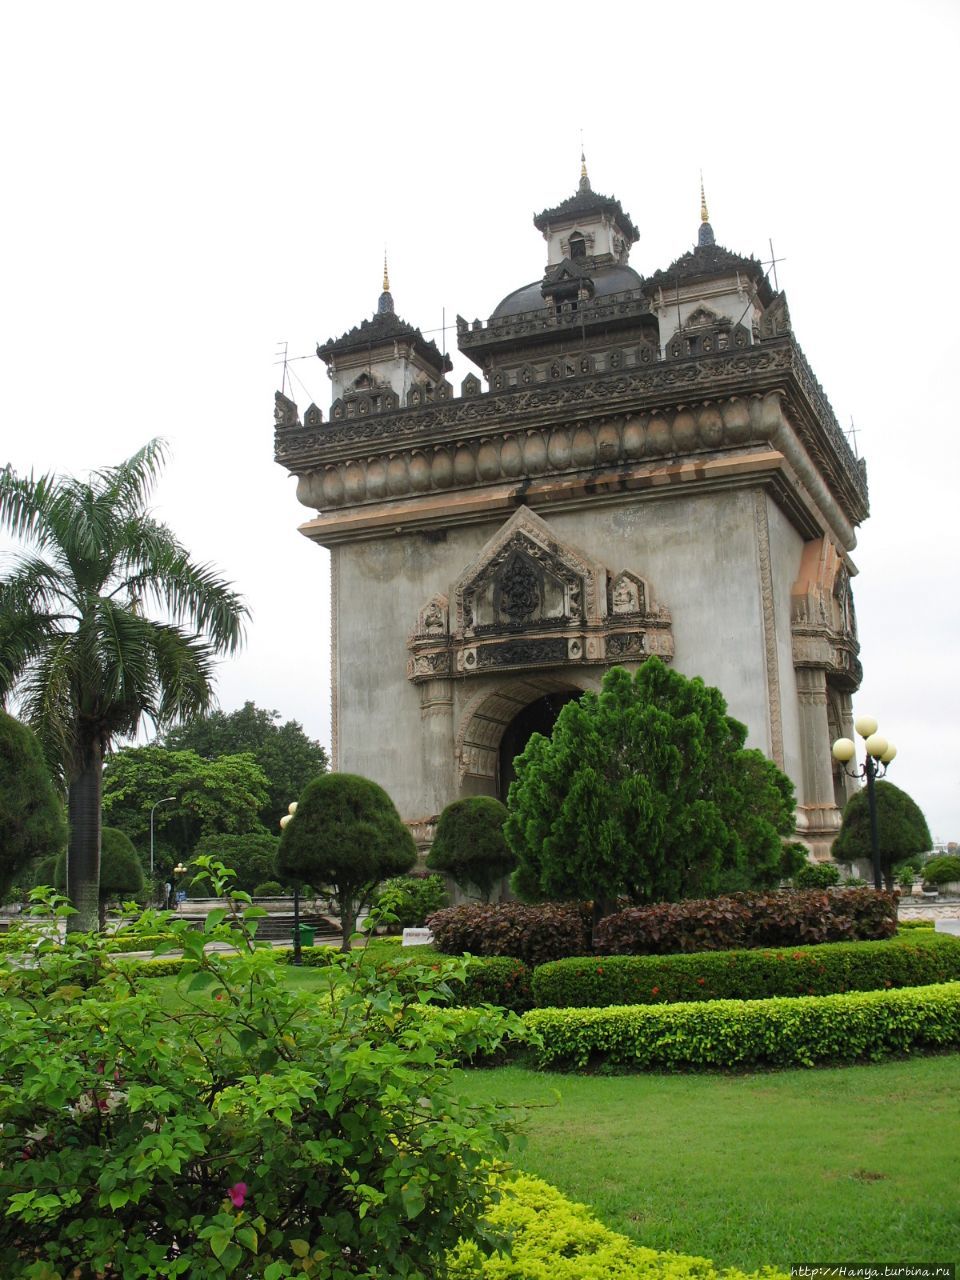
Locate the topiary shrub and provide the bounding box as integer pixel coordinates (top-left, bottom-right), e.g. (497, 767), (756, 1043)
(921, 855), (960, 886)
(0, 711), (66, 902)
(523, 983), (960, 1071)
(460, 956), (533, 1012)
(833, 780), (932, 890)
(428, 902), (593, 968)
(252, 879), (283, 896)
(793, 861), (840, 889)
(427, 798), (515, 903)
(446, 1173), (788, 1280)
(0, 863), (525, 1276)
(376, 873), (447, 932)
(594, 888), (898, 955)
(531, 934), (960, 1008)
(278, 773), (416, 951)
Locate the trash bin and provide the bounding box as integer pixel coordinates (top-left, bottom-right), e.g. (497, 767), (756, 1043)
(296, 924), (315, 947)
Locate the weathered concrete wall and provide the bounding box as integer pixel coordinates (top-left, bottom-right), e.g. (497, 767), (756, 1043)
(335, 486), (796, 824)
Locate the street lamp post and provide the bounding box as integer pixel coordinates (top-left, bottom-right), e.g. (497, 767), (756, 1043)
(279, 802), (301, 966)
(171, 861), (187, 911)
(831, 716), (898, 891)
(149, 796), (176, 879)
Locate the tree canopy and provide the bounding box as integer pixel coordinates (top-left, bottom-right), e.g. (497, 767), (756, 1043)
(427, 796), (516, 902)
(161, 701), (328, 831)
(0, 440), (247, 929)
(189, 832), (281, 894)
(0, 710), (65, 899)
(102, 745), (270, 873)
(278, 773), (416, 950)
(504, 659), (795, 912)
(832, 779), (932, 889)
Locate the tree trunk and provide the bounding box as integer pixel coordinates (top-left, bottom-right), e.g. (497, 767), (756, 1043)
(339, 892), (355, 953)
(67, 741), (102, 933)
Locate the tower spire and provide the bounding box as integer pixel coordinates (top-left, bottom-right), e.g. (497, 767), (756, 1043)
(378, 250), (394, 315)
(579, 136), (590, 192)
(697, 172), (715, 248)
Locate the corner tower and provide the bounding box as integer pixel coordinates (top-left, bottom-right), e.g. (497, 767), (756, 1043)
(275, 169), (868, 859)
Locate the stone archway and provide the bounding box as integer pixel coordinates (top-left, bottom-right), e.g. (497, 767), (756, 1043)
(455, 676), (589, 801)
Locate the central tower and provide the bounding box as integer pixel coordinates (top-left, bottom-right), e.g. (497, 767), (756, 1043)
(275, 167), (867, 858)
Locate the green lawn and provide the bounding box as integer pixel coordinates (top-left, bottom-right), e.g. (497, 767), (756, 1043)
(458, 1057), (960, 1270)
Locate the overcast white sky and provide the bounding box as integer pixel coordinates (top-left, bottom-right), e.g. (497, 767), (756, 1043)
(1, 1), (957, 840)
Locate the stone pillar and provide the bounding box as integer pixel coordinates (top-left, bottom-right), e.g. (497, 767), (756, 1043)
(419, 679), (455, 820)
(795, 666), (842, 858)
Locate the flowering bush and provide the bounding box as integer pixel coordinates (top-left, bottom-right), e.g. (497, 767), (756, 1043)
(0, 860), (526, 1278)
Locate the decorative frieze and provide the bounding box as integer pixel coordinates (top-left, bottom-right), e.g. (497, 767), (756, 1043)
(407, 506), (673, 684)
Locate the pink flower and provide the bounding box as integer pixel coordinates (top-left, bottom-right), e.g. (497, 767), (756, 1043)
(228, 1182), (248, 1209)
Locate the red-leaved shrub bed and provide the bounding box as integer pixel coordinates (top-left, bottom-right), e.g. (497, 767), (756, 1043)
(427, 902), (592, 967)
(594, 888), (898, 955)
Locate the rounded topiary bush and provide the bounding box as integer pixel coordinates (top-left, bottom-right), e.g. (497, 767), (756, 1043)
(793, 861), (840, 889)
(922, 855), (960, 886)
(427, 797), (515, 903)
(253, 880), (283, 896)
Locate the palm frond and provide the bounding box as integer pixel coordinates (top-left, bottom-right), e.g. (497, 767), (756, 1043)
(137, 543), (249, 655)
(0, 467), (60, 549)
(0, 551), (73, 617)
(144, 623), (219, 724)
(93, 438), (169, 518)
(17, 635), (78, 787)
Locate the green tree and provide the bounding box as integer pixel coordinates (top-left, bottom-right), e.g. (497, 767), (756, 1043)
(54, 826), (145, 929)
(278, 773), (416, 950)
(0, 710), (66, 899)
(190, 832), (280, 894)
(832, 780), (932, 890)
(0, 441), (247, 929)
(427, 797), (516, 902)
(162, 700), (328, 831)
(102, 745), (269, 872)
(505, 660), (795, 916)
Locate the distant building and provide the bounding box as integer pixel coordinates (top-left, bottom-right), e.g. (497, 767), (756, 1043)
(275, 165), (867, 857)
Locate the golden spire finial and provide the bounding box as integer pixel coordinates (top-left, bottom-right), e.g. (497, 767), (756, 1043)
(382, 250), (390, 293)
(579, 132), (590, 191)
(700, 171), (709, 223)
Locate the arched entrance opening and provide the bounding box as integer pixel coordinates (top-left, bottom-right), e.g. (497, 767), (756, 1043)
(455, 676), (588, 803)
(497, 690), (582, 802)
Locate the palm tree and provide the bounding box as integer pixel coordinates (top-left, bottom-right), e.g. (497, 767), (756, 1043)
(0, 440), (248, 930)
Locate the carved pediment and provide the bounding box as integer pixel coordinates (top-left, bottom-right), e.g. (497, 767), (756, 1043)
(455, 507), (604, 635)
(407, 507), (673, 682)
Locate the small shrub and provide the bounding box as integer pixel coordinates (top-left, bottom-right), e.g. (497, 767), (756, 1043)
(427, 797), (515, 902)
(793, 861), (840, 889)
(0, 866), (525, 1276)
(252, 879), (283, 896)
(523, 983), (960, 1070)
(376, 873), (448, 932)
(461, 956), (533, 1012)
(921, 855), (960, 886)
(594, 888), (898, 956)
(428, 902), (593, 967)
(899, 919), (935, 930)
(532, 934), (960, 1008)
(447, 1173), (788, 1280)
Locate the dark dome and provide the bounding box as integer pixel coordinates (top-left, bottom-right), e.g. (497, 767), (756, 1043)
(490, 263), (643, 321)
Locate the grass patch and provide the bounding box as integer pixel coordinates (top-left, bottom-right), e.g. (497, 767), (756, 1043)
(457, 1056), (960, 1270)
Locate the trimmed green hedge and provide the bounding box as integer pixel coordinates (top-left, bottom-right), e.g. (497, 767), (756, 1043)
(522, 983), (960, 1070)
(446, 1173), (786, 1280)
(532, 934), (960, 1007)
(899, 919), (935, 930)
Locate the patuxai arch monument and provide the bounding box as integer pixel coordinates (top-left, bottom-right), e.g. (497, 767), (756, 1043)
(274, 165), (866, 859)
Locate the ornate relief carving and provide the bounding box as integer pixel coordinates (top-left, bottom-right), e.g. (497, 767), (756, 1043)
(407, 506), (673, 683)
(610, 570), (646, 616)
(790, 537), (862, 690)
